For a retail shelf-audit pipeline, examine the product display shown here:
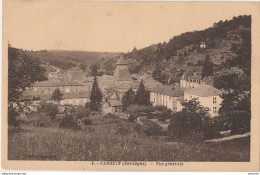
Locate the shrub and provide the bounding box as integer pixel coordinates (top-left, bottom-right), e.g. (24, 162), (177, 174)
(154, 105), (167, 111)
(104, 113), (118, 118)
(128, 114), (137, 122)
(8, 106), (19, 127)
(39, 101), (59, 121)
(59, 116), (77, 130)
(83, 119), (92, 125)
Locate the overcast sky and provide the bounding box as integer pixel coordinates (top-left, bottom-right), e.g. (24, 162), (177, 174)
(3, 1), (252, 52)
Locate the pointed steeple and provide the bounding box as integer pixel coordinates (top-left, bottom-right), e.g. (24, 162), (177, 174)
(113, 55), (132, 81)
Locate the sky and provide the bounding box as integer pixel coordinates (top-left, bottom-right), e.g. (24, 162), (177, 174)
(3, 1), (253, 52)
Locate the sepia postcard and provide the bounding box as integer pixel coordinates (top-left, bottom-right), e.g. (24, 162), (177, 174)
(1, 0), (260, 171)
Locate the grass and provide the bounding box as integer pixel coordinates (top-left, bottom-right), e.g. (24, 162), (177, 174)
(8, 114), (250, 161)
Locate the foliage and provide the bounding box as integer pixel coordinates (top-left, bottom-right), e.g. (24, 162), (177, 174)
(218, 90), (250, 134)
(91, 65), (99, 76)
(8, 105), (19, 127)
(8, 45), (47, 102)
(158, 109), (172, 122)
(134, 80), (151, 106)
(51, 88), (63, 102)
(122, 88), (135, 109)
(38, 101), (59, 121)
(79, 64), (86, 72)
(213, 73), (250, 92)
(128, 114), (138, 122)
(83, 119), (92, 125)
(104, 113), (118, 119)
(8, 123), (250, 161)
(59, 116), (77, 129)
(201, 54), (214, 78)
(90, 77), (103, 111)
(75, 105), (90, 119)
(168, 99), (212, 143)
(152, 64), (162, 81)
(154, 105), (167, 111)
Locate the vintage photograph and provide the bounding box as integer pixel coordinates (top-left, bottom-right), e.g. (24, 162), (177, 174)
(2, 1), (260, 171)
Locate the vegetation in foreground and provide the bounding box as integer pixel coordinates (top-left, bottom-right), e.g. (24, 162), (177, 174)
(8, 115), (250, 161)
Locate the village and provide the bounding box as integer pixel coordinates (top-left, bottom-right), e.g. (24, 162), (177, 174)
(21, 49), (245, 129)
(7, 14), (251, 162)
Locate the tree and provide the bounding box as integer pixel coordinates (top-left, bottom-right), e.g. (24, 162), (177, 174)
(91, 65), (98, 76)
(75, 105), (90, 119)
(201, 54), (214, 78)
(134, 80), (150, 106)
(122, 88), (135, 109)
(90, 77), (103, 111)
(38, 101), (58, 121)
(8, 45), (47, 126)
(218, 90), (250, 134)
(8, 45), (47, 102)
(51, 88), (63, 102)
(152, 64), (162, 81)
(168, 99), (213, 143)
(79, 64), (86, 72)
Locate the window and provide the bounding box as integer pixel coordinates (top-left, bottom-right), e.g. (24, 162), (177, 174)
(213, 97), (217, 104)
(213, 107), (217, 113)
(66, 88), (70, 93)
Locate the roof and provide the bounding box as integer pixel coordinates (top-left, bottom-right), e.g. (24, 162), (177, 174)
(62, 91), (90, 99)
(150, 84), (185, 97)
(109, 100), (122, 107)
(116, 55), (128, 65)
(202, 76), (214, 85)
(185, 85), (222, 97)
(33, 80), (85, 87)
(113, 65), (132, 81)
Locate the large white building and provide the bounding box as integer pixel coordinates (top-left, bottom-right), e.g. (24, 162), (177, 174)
(184, 85), (222, 117)
(149, 84), (185, 112)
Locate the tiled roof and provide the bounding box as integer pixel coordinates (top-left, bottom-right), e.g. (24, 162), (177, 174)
(185, 85), (222, 97)
(116, 55), (128, 65)
(33, 80), (85, 87)
(149, 83), (185, 97)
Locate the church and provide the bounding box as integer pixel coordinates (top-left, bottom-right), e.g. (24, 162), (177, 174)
(98, 55), (139, 113)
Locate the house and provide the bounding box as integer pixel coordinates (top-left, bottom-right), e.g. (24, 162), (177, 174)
(180, 70), (202, 88)
(60, 92), (90, 106)
(200, 42), (206, 49)
(149, 84), (185, 112)
(184, 84), (222, 117)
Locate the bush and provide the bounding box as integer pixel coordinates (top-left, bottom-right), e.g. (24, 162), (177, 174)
(8, 106), (19, 127)
(141, 119), (164, 137)
(83, 119), (92, 125)
(154, 105), (167, 111)
(128, 114), (137, 122)
(59, 116), (77, 130)
(104, 113), (118, 118)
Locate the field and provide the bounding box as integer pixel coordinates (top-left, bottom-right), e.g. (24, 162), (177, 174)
(8, 114), (250, 161)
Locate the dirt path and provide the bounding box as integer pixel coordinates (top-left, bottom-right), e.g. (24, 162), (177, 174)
(205, 132), (250, 144)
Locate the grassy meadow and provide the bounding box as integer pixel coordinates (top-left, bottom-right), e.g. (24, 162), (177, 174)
(8, 114), (250, 161)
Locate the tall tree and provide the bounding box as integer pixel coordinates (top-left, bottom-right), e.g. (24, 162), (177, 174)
(152, 64), (162, 81)
(8, 45), (47, 102)
(8, 45), (47, 126)
(201, 54), (214, 78)
(168, 99), (213, 142)
(90, 77), (103, 111)
(51, 88), (63, 102)
(134, 80), (150, 106)
(122, 88), (135, 108)
(91, 65), (98, 77)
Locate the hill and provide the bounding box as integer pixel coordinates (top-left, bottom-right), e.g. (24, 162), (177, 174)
(121, 15), (251, 78)
(24, 50), (120, 71)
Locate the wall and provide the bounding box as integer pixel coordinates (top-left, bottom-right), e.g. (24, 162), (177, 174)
(60, 98), (89, 106)
(184, 93), (222, 117)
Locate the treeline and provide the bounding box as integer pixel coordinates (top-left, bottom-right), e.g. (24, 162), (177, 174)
(124, 15), (251, 66)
